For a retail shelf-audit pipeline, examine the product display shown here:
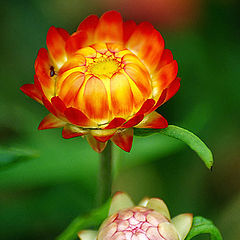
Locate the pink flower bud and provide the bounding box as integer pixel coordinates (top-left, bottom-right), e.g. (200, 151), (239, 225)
(97, 206), (179, 240)
(78, 192), (193, 240)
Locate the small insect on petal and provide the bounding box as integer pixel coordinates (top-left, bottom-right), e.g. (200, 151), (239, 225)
(50, 66), (55, 77)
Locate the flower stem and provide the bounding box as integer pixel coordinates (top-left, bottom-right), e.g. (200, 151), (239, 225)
(98, 141), (112, 206)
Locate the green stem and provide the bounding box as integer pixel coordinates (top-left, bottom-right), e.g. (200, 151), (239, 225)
(98, 141), (112, 206)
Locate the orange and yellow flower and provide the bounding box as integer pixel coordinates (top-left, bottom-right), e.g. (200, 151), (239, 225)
(20, 11), (180, 153)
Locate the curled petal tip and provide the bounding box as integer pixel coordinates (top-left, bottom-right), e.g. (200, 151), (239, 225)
(38, 114), (65, 130)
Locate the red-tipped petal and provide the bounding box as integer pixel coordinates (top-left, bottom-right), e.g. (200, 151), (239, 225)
(111, 128), (134, 152)
(46, 26), (68, 68)
(65, 31), (88, 57)
(58, 54), (86, 75)
(57, 27), (70, 41)
(34, 48), (52, 88)
(110, 72), (134, 118)
(104, 118), (126, 129)
(57, 71), (85, 106)
(94, 135), (114, 142)
(20, 84), (43, 104)
(82, 76), (109, 122)
(136, 99), (155, 115)
(62, 125), (87, 139)
(122, 114), (144, 128)
(126, 22), (164, 71)
(123, 62), (151, 98)
(78, 14), (99, 31)
(135, 111), (168, 129)
(38, 113), (65, 130)
(164, 77), (181, 103)
(152, 60), (178, 98)
(91, 129), (116, 143)
(157, 49), (174, 69)
(77, 14), (99, 43)
(86, 135), (107, 153)
(51, 96), (67, 118)
(34, 75), (44, 96)
(123, 20), (137, 43)
(95, 11), (123, 43)
(64, 107), (95, 127)
(151, 89), (167, 112)
(42, 96), (56, 115)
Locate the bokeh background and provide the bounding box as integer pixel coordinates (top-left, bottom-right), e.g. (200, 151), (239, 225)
(0, 0), (239, 239)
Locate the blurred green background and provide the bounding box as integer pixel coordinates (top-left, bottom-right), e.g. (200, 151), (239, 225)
(0, 0), (239, 239)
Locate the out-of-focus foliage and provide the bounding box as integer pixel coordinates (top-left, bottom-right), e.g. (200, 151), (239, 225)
(0, 0), (239, 239)
(0, 148), (37, 169)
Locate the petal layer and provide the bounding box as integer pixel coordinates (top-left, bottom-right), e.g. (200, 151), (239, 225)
(20, 84), (43, 104)
(86, 135), (107, 153)
(109, 192), (134, 216)
(147, 198), (170, 219)
(65, 107), (95, 127)
(77, 14), (99, 43)
(172, 214), (193, 240)
(62, 125), (87, 139)
(82, 76), (109, 122)
(110, 72), (133, 118)
(65, 31), (88, 56)
(165, 77), (181, 103)
(95, 11), (123, 43)
(152, 60), (178, 99)
(126, 22), (164, 71)
(135, 111), (168, 129)
(38, 113), (65, 130)
(46, 26), (69, 68)
(104, 118), (126, 129)
(111, 128), (133, 152)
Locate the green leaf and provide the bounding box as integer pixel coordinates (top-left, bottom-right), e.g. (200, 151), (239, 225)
(0, 148), (37, 170)
(56, 200), (110, 240)
(134, 125), (213, 169)
(186, 216), (223, 240)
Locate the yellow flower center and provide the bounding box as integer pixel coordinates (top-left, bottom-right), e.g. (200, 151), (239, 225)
(56, 43), (152, 123)
(89, 57), (120, 78)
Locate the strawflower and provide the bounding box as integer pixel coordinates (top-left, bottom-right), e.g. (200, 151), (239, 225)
(78, 192), (193, 240)
(21, 10), (180, 153)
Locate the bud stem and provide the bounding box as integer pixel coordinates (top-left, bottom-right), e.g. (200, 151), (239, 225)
(98, 141), (113, 206)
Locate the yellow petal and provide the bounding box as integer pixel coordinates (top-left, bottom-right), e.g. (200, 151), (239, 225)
(146, 198), (170, 219)
(158, 222), (179, 240)
(78, 230), (97, 240)
(109, 192), (134, 216)
(172, 213), (193, 240)
(138, 197), (150, 207)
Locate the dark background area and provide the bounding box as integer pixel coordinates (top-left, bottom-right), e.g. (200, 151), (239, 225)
(0, 0), (239, 239)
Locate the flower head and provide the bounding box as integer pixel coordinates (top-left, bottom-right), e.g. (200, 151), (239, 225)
(21, 11), (180, 153)
(78, 192), (193, 240)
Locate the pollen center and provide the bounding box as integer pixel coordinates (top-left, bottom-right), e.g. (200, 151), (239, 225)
(89, 57), (120, 78)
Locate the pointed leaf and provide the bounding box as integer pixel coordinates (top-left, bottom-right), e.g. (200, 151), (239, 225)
(185, 216), (223, 240)
(134, 125), (213, 169)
